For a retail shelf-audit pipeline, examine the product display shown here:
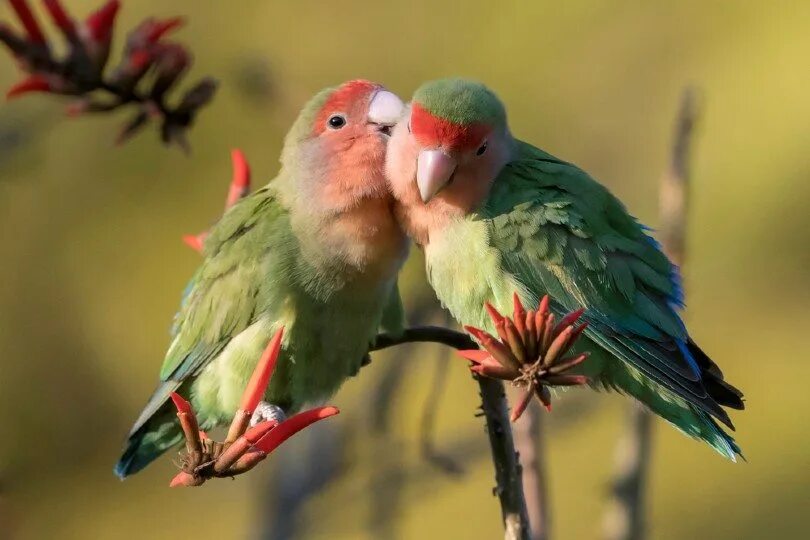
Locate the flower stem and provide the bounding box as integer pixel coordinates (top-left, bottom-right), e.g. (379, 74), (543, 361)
(371, 326), (531, 540)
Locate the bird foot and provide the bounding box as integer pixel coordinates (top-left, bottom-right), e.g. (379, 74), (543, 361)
(250, 401), (287, 427)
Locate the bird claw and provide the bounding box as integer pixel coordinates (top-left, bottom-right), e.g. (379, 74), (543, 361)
(250, 402), (287, 427)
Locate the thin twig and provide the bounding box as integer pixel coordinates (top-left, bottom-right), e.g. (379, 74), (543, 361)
(513, 400), (549, 540)
(602, 86), (700, 540)
(371, 326), (531, 540)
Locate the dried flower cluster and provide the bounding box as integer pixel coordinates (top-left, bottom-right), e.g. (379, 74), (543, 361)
(169, 327), (340, 487)
(459, 294), (590, 422)
(0, 0), (217, 149)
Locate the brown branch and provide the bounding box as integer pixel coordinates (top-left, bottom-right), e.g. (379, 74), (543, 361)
(602, 86), (700, 540)
(512, 400), (550, 540)
(371, 326), (531, 540)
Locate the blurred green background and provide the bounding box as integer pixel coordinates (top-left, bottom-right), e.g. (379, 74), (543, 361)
(1, 1), (808, 538)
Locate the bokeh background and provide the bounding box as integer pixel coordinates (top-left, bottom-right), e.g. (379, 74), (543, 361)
(1, 1), (808, 538)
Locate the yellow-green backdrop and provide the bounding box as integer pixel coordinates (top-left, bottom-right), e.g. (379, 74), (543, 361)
(0, 1), (807, 538)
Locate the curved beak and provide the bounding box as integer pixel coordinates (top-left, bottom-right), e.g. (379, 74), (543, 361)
(367, 90), (404, 134)
(417, 149), (457, 203)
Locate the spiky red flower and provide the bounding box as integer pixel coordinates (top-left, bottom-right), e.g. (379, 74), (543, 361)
(167, 327), (340, 487)
(183, 150), (252, 254)
(459, 294), (591, 421)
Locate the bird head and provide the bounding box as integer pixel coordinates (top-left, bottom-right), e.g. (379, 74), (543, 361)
(281, 80), (404, 213)
(386, 79), (513, 220)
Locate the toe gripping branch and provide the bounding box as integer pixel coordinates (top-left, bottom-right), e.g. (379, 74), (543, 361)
(168, 326), (340, 487)
(458, 294), (591, 422)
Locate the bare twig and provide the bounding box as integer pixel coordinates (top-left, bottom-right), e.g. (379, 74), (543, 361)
(513, 400), (550, 540)
(602, 86), (700, 540)
(371, 327), (531, 540)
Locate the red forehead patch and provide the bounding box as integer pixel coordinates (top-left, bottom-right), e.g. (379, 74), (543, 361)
(313, 79), (380, 135)
(410, 103), (489, 152)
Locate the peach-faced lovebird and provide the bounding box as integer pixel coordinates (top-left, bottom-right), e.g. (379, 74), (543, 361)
(386, 79), (744, 459)
(115, 80), (408, 477)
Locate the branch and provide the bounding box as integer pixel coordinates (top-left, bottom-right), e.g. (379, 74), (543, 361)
(370, 325), (475, 352)
(371, 326), (531, 540)
(513, 401), (550, 540)
(602, 86), (700, 540)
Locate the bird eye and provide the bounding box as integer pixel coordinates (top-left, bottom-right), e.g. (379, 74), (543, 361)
(407, 122), (412, 133)
(476, 141), (488, 156)
(328, 115), (346, 129)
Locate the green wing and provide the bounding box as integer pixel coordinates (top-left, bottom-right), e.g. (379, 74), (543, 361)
(129, 186), (289, 435)
(483, 141), (737, 427)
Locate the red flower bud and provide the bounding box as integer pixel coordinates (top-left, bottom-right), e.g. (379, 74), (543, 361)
(9, 0), (46, 44)
(6, 75), (51, 99)
(43, 0), (77, 37)
(84, 0), (120, 44)
(182, 233), (206, 253)
(253, 406), (340, 454)
(225, 149), (251, 210)
(240, 327), (284, 415)
(145, 17), (184, 43)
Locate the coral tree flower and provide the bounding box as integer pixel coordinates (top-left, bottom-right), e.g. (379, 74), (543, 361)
(0, 0), (216, 148)
(168, 327), (340, 487)
(459, 294), (590, 422)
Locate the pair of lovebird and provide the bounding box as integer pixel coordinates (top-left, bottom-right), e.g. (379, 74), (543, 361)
(115, 79), (744, 478)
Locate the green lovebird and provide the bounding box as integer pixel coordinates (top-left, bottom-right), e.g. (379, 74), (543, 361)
(385, 79), (744, 459)
(115, 80), (408, 478)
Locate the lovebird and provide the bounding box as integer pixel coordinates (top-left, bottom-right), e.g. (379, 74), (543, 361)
(385, 79), (744, 459)
(115, 80), (408, 478)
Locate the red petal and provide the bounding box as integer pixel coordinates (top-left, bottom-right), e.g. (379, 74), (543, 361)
(128, 49), (152, 70)
(537, 295), (550, 316)
(9, 0), (46, 44)
(568, 321), (589, 347)
(512, 292), (527, 335)
(84, 0), (120, 43)
(484, 302), (505, 326)
(553, 308), (585, 338)
(456, 349), (491, 364)
(239, 327), (284, 414)
(242, 420), (278, 444)
(169, 392), (193, 415)
(169, 471), (203, 487)
(253, 406), (339, 454)
(225, 149), (251, 209)
(478, 356), (518, 379)
(6, 75), (51, 100)
(182, 233), (205, 253)
(43, 0), (76, 35)
(146, 17), (184, 43)
(510, 388), (534, 422)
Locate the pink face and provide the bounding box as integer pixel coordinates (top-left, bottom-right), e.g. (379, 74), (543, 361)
(298, 80), (405, 214)
(386, 104), (512, 224)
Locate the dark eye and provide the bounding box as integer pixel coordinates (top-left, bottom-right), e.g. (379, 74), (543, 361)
(407, 122), (411, 133)
(476, 141), (488, 156)
(328, 115), (346, 129)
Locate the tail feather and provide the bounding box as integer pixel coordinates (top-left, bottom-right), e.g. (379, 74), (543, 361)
(600, 359), (742, 460)
(114, 404), (183, 479)
(687, 339), (745, 410)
